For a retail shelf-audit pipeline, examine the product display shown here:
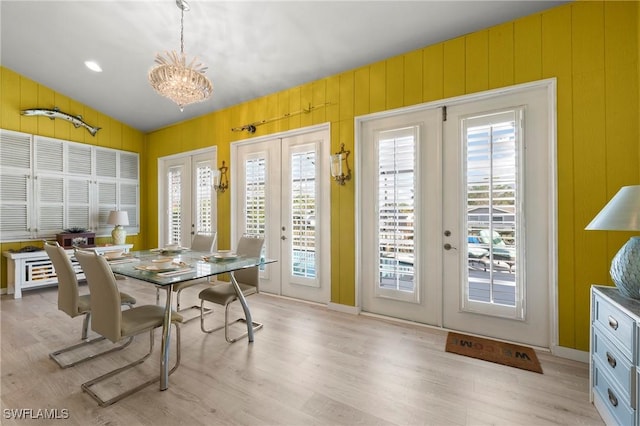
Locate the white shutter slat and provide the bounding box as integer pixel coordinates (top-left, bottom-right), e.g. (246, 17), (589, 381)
(0, 130), (31, 169)
(68, 144), (92, 175)
(96, 149), (117, 178)
(120, 152), (139, 179)
(35, 137), (64, 172)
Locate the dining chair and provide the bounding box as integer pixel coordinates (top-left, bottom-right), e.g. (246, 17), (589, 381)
(155, 232), (217, 318)
(44, 241), (137, 369)
(198, 235), (265, 343)
(75, 250), (183, 407)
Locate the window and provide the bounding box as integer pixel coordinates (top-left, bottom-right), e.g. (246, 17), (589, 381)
(464, 109), (522, 311)
(291, 149), (317, 279)
(0, 129), (139, 242)
(377, 127), (416, 295)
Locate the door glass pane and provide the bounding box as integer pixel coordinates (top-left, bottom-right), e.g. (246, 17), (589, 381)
(465, 110), (519, 309)
(378, 128), (416, 294)
(291, 150), (317, 279)
(168, 165), (182, 244)
(195, 162), (213, 234)
(245, 157), (266, 237)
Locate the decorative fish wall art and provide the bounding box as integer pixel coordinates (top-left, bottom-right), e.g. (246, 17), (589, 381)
(21, 107), (101, 136)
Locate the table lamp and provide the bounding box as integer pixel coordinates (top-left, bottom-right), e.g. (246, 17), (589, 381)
(585, 185), (640, 299)
(107, 210), (129, 245)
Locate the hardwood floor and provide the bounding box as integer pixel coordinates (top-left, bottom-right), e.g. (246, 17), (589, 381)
(1, 280), (603, 426)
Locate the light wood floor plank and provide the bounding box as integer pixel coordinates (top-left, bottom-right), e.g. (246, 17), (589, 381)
(1, 281), (603, 425)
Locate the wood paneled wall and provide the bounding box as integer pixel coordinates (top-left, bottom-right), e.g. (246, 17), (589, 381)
(147, 1), (639, 351)
(0, 67), (146, 282)
(2, 1), (638, 351)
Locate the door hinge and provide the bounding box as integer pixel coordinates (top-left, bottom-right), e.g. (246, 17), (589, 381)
(442, 106), (447, 122)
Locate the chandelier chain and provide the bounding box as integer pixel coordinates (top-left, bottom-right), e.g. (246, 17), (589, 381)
(180, 5), (184, 55)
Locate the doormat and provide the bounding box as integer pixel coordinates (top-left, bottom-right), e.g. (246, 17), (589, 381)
(445, 332), (543, 374)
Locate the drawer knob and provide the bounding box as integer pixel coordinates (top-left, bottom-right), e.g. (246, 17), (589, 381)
(608, 315), (619, 330)
(606, 352), (617, 368)
(608, 388), (619, 407)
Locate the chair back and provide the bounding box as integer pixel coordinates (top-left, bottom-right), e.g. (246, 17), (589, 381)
(234, 235), (265, 290)
(44, 241), (80, 317)
(75, 250), (123, 343)
(191, 232), (217, 253)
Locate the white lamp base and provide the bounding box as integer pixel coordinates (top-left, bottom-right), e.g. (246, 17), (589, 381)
(112, 225), (127, 245)
(611, 236), (640, 299)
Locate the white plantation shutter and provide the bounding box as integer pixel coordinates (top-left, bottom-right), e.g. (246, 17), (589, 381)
(67, 178), (91, 230)
(290, 148), (317, 279)
(36, 137), (63, 172)
(245, 156), (266, 238)
(168, 165), (183, 244)
(96, 149), (117, 178)
(36, 175), (64, 233)
(0, 130), (32, 239)
(120, 152), (138, 180)
(194, 161), (213, 234)
(1, 130), (139, 241)
(377, 127), (416, 294)
(67, 144), (92, 176)
(464, 109), (521, 307)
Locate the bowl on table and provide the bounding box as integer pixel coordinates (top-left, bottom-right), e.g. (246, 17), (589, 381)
(103, 250), (124, 260)
(152, 258), (174, 269)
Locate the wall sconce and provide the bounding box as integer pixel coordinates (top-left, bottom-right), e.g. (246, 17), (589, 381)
(330, 143), (351, 185)
(213, 161), (229, 193)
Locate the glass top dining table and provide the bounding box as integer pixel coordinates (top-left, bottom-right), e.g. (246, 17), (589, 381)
(106, 248), (275, 391)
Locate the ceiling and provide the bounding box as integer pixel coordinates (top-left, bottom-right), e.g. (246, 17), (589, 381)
(1, 1), (568, 133)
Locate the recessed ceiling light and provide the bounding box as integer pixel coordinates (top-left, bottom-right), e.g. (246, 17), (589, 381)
(84, 60), (102, 72)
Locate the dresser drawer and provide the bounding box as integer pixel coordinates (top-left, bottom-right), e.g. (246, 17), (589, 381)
(594, 292), (636, 359)
(593, 358), (636, 426)
(593, 323), (634, 404)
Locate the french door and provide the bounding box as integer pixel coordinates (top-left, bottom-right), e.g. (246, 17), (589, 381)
(232, 126), (331, 304)
(358, 81), (555, 348)
(159, 149), (217, 248)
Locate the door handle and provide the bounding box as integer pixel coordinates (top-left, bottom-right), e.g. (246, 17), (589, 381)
(281, 235), (287, 240)
(444, 243), (456, 250)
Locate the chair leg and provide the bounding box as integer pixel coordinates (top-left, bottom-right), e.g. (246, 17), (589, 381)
(176, 287), (213, 323)
(200, 300), (224, 334)
(223, 302), (263, 343)
(199, 300), (262, 343)
(81, 322), (181, 407)
(50, 312), (135, 369)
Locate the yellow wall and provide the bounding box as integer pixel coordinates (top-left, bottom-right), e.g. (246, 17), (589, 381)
(1, 1), (639, 352)
(146, 1), (639, 351)
(0, 67), (147, 287)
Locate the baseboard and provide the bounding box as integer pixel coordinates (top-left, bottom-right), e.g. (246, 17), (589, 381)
(327, 302), (360, 315)
(551, 345), (589, 363)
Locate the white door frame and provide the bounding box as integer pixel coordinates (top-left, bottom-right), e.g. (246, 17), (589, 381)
(230, 123), (331, 303)
(157, 146), (218, 248)
(355, 79), (558, 349)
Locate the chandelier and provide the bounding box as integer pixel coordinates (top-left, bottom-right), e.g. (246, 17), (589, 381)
(148, 0), (213, 111)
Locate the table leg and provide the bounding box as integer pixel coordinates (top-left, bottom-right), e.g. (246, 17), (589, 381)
(230, 272), (254, 342)
(160, 284), (173, 390)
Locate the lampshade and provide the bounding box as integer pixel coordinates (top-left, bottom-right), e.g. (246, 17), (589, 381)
(107, 210), (129, 226)
(586, 185), (640, 299)
(585, 185), (640, 231)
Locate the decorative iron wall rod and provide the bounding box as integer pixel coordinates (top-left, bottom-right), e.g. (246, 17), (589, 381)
(231, 102), (331, 133)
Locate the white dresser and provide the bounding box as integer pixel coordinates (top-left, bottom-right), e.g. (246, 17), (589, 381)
(591, 285), (640, 425)
(3, 244), (133, 298)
